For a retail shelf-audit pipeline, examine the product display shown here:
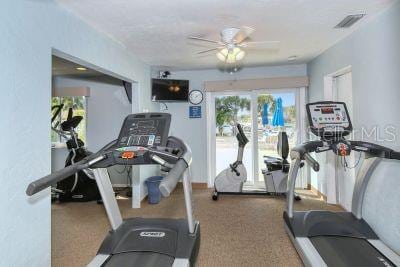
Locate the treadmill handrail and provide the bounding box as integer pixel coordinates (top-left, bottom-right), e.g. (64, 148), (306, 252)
(290, 141), (322, 172)
(350, 140), (400, 159)
(286, 140), (400, 219)
(158, 141), (192, 197)
(159, 158), (188, 197)
(290, 141), (324, 158)
(26, 139), (117, 197)
(26, 155), (106, 196)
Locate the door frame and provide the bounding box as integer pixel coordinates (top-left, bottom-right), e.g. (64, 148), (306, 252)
(323, 65), (352, 204)
(206, 88), (307, 188)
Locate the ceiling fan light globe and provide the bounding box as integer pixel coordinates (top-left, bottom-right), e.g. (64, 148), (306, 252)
(216, 47), (245, 63)
(235, 49), (245, 61)
(216, 48), (228, 62)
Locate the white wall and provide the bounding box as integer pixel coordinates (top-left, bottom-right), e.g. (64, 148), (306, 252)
(307, 1), (400, 197)
(0, 1), (157, 265)
(51, 75), (132, 185)
(161, 65), (307, 183)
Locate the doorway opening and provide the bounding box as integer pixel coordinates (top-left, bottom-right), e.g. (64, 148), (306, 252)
(50, 53), (136, 265)
(324, 66), (356, 210)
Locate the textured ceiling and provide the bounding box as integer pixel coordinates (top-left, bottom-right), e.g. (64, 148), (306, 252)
(57, 0), (394, 70)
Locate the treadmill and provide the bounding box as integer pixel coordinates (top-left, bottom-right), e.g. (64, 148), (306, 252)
(284, 101), (400, 267)
(26, 113), (200, 267)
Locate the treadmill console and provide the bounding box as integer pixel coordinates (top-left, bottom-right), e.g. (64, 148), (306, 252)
(306, 101), (352, 139)
(117, 113), (171, 148)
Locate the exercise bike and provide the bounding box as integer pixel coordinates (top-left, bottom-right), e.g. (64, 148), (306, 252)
(51, 104), (101, 202)
(212, 124), (301, 200)
(262, 131), (302, 200)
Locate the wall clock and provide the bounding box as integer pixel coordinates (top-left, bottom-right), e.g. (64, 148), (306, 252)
(189, 90), (203, 105)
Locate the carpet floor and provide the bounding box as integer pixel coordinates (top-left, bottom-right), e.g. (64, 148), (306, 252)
(52, 189), (340, 266)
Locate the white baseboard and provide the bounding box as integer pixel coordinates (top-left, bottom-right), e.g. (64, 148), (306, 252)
(112, 184), (130, 188)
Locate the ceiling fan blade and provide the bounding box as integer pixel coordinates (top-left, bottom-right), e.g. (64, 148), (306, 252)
(196, 47), (222, 54)
(239, 41), (281, 48)
(188, 36), (222, 44)
(234, 26), (255, 44)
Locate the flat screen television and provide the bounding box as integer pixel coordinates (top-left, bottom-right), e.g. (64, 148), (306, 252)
(151, 78), (189, 102)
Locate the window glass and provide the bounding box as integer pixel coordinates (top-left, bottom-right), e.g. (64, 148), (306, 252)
(51, 96), (86, 144)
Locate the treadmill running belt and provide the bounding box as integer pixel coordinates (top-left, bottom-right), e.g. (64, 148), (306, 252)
(310, 236), (395, 267)
(102, 252), (174, 267)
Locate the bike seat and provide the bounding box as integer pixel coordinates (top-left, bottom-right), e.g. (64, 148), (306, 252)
(265, 159), (290, 173)
(263, 131), (290, 172)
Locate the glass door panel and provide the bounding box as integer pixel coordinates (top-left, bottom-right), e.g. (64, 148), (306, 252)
(215, 94), (253, 182)
(256, 92), (297, 181)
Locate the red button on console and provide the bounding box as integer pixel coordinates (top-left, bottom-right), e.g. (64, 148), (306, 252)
(121, 151), (135, 159)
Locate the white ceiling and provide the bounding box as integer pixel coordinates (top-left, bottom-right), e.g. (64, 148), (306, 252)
(57, 0), (394, 70)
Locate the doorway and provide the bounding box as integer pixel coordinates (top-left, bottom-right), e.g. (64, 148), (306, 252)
(335, 71), (356, 210)
(207, 88), (306, 188)
(324, 67), (356, 210)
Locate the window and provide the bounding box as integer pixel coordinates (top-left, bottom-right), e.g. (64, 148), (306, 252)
(51, 96), (87, 145)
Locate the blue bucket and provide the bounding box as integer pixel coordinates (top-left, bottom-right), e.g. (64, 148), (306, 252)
(145, 176), (164, 204)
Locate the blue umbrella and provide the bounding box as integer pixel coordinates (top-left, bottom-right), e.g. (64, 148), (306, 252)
(272, 97), (285, 127)
(262, 103), (269, 126)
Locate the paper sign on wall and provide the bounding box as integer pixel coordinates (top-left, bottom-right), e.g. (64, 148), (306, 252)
(189, 106), (201, 119)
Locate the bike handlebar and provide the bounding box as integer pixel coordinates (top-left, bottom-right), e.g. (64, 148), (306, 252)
(51, 104), (64, 123)
(236, 124), (249, 147)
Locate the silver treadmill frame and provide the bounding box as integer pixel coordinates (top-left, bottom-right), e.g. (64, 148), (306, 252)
(286, 156), (400, 267)
(87, 162), (197, 267)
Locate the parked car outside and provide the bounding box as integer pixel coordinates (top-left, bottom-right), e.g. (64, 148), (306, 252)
(221, 124), (233, 136)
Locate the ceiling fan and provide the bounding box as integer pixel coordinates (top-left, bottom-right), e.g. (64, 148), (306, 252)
(188, 26), (280, 64)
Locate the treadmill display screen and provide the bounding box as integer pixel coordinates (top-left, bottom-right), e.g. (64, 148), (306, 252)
(321, 107), (334, 114)
(306, 101), (353, 138)
(117, 113), (171, 148)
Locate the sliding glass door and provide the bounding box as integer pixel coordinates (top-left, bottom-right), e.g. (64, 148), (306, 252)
(254, 90), (297, 182)
(214, 93), (254, 182)
(208, 88), (305, 187)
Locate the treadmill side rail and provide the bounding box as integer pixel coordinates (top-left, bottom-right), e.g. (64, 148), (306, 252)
(351, 157), (381, 219)
(286, 158), (302, 218)
(172, 258), (190, 267)
(182, 166), (195, 234)
(285, 224), (327, 267)
(369, 239), (400, 266)
(87, 254), (109, 267)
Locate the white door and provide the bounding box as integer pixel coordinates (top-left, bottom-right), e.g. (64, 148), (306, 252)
(334, 71), (356, 210)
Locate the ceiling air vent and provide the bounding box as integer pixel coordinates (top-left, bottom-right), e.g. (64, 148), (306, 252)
(335, 14), (366, 28)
